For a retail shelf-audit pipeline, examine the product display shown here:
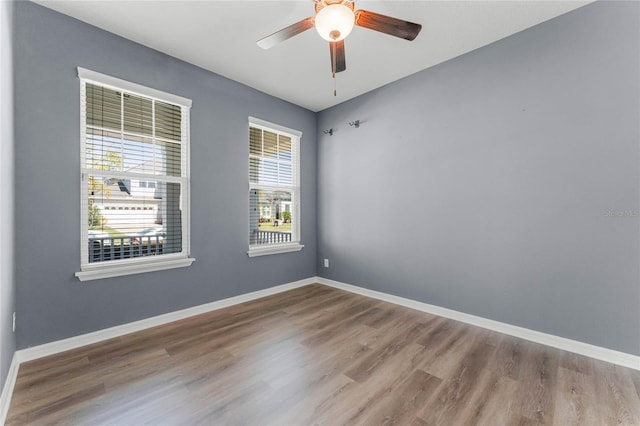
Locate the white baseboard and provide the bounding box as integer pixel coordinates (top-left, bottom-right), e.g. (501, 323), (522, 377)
(316, 277), (640, 371)
(18, 277), (316, 364)
(0, 353), (19, 425)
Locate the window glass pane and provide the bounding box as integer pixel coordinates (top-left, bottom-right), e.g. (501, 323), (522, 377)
(262, 159), (279, 185)
(86, 129), (123, 172)
(123, 93), (153, 136)
(122, 135), (154, 172)
(249, 157), (260, 183)
(279, 163), (293, 186)
(86, 84), (121, 131)
(156, 141), (182, 177)
(279, 135), (291, 161)
(249, 126), (294, 188)
(163, 182), (183, 255)
(263, 131), (278, 157)
(249, 189), (293, 246)
(249, 127), (262, 156)
(86, 131), (184, 179)
(155, 101), (182, 141)
(87, 175), (182, 263)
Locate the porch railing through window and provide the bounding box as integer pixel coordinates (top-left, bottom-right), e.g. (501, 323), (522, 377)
(88, 235), (164, 263)
(252, 230), (292, 245)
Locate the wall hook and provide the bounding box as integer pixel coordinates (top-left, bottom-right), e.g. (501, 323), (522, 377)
(323, 128), (334, 136)
(348, 120), (360, 128)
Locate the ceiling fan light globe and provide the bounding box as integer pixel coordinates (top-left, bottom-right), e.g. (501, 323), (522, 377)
(315, 4), (355, 42)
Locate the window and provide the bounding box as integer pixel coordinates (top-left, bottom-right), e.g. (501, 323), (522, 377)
(138, 180), (157, 189)
(248, 117), (303, 257)
(75, 68), (194, 281)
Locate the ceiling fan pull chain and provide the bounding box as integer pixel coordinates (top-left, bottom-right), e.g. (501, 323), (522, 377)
(332, 41), (337, 96)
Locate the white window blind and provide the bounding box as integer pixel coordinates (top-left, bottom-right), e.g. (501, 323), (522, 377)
(77, 68), (193, 279)
(248, 118), (302, 256)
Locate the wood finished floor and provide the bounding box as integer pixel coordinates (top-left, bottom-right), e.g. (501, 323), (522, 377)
(6, 284), (640, 425)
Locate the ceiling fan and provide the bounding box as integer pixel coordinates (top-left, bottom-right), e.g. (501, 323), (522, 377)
(257, 0), (422, 91)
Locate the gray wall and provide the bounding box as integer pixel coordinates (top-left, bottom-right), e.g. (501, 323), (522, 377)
(1, 0), (16, 387)
(317, 1), (640, 356)
(13, 1), (317, 349)
(10, 0), (640, 357)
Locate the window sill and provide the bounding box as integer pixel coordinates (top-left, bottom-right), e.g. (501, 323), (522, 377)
(247, 243), (304, 258)
(75, 257), (196, 281)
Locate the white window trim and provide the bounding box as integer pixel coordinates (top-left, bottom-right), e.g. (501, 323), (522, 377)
(75, 256), (195, 281)
(77, 68), (192, 107)
(247, 117), (303, 257)
(247, 242), (304, 258)
(76, 67), (195, 281)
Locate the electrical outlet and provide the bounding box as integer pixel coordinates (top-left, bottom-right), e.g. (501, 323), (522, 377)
(324, 259), (329, 268)
(12, 312), (16, 332)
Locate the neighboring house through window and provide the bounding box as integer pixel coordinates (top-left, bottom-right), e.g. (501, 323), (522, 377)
(138, 180), (156, 188)
(75, 68), (194, 281)
(248, 117), (303, 257)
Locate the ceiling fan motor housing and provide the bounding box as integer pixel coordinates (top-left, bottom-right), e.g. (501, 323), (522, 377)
(314, 0), (355, 14)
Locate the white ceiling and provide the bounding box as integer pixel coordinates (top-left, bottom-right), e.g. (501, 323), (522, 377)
(34, 0), (591, 112)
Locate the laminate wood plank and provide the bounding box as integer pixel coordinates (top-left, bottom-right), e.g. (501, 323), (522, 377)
(559, 350), (593, 375)
(344, 322), (430, 383)
(164, 310), (289, 357)
(312, 297), (379, 330)
(351, 307), (435, 352)
(418, 322), (478, 379)
(280, 285), (350, 314)
(281, 319), (431, 424)
(6, 383), (105, 426)
(266, 373), (356, 425)
(510, 413), (543, 426)
(591, 361), (640, 425)
(360, 368), (442, 425)
(410, 416), (429, 426)
(415, 315), (457, 347)
(269, 329), (370, 389)
(553, 366), (601, 425)
(300, 301), (381, 349)
(81, 375), (190, 426)
(321, 320), (445, 425)
(9, 348), (170, 415)
(225, 323), (371, 423)
(418, 341), (496, 424)
(241, 371), (358, 425)
(632, 370), (640, 400)
(327, 343), (429, 425)
(189, 378), (273, 425)
(513, 345), (560, 425)
(12, 355), (90, 393)
(257, 326), (377, 407)
(6, 284), (640, 425)
(450, 367), (519, 425)
(363, 304), (414, 329)
(488, 334), (526, 381)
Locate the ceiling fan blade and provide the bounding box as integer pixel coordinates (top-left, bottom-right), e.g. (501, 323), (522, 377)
(330, 40), (346, 75)
(354, 10), (422, 41)
(257, 17), (315, 49)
